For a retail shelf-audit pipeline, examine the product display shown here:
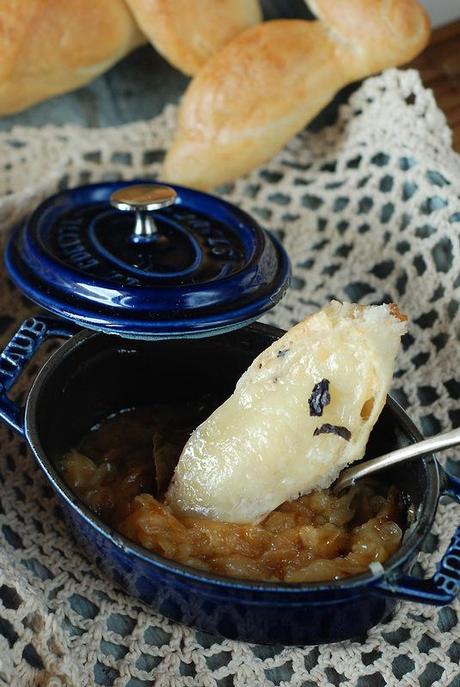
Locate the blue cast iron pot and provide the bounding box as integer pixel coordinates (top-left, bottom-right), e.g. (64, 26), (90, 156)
(0, 315), (459, 645)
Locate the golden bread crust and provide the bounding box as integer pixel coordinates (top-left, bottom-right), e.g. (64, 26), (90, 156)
(388, 303), (408, 322)
(125, 0), (262, 75)
(164, 0), (430, 189)
(164, 20), (344, 189)
(308, 0), (431, 72)
(0, 0), (144, 115)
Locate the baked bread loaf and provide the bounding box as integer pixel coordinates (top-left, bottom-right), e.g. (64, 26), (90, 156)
(0, 0), (261, 116)
(0, 0), (145, 116)
(125, 0), (262, 75)
(167, 302), (407, 524)
(163, 0), (430, 189)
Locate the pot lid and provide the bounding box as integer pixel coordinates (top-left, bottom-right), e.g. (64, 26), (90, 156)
(5, 181), (290, 339)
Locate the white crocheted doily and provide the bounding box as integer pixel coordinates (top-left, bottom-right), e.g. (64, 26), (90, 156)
(0, 69), (459, 687)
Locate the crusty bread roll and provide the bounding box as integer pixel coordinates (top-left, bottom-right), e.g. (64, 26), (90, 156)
(163, 0), (430, 190)
(125, 0), (262, 76)
(0, 0), (145, 116)
(308, 0), (431, 74)
(0, 0), (262, 116)
(167, 302), (407, 524)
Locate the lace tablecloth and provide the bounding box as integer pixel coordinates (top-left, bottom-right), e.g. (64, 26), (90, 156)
(0, 69), (459, 687)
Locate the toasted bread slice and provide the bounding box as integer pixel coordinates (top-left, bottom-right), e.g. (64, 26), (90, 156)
(167, 302), (407, 523)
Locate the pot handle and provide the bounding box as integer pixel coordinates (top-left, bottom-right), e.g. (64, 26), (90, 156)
(0, 316), (77, 436)
(374, 465), (460, 605)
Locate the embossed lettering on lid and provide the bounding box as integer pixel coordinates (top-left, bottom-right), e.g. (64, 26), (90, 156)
(5, 181), (290, 339)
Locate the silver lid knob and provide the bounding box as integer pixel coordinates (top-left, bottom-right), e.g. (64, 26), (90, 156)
(110, 184), (177, 242)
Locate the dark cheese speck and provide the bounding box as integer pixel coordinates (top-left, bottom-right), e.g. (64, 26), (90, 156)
(277, 348), (289, 358)
(308, 379), (331, 417)
(313, 423), (351, 441)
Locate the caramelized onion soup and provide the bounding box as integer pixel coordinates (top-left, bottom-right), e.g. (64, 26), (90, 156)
(61, 405), (404, 583)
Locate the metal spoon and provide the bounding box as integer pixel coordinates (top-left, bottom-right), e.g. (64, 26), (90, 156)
(332, 426), (460, 493)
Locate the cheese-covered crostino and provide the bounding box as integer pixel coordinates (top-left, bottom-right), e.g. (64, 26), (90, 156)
(167, 302), (407, 523)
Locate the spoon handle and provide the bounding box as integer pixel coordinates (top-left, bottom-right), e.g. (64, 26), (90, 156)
(333, 425), (460, 492)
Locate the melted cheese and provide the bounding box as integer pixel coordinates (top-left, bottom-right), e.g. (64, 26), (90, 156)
(166, 302), (407, 523)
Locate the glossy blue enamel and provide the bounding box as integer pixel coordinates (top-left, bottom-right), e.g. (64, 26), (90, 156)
(0, 317), (455, 645)
(87, 210), (204, 279)
(0, 316), (78, 434)
(375, 469), (460, 605)
(5, 181), (290, 339)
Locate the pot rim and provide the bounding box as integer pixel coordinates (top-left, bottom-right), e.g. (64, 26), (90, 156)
(24, 324), (441, 595)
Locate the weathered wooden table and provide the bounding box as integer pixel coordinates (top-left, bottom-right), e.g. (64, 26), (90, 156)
(411, 19), (460, 151)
